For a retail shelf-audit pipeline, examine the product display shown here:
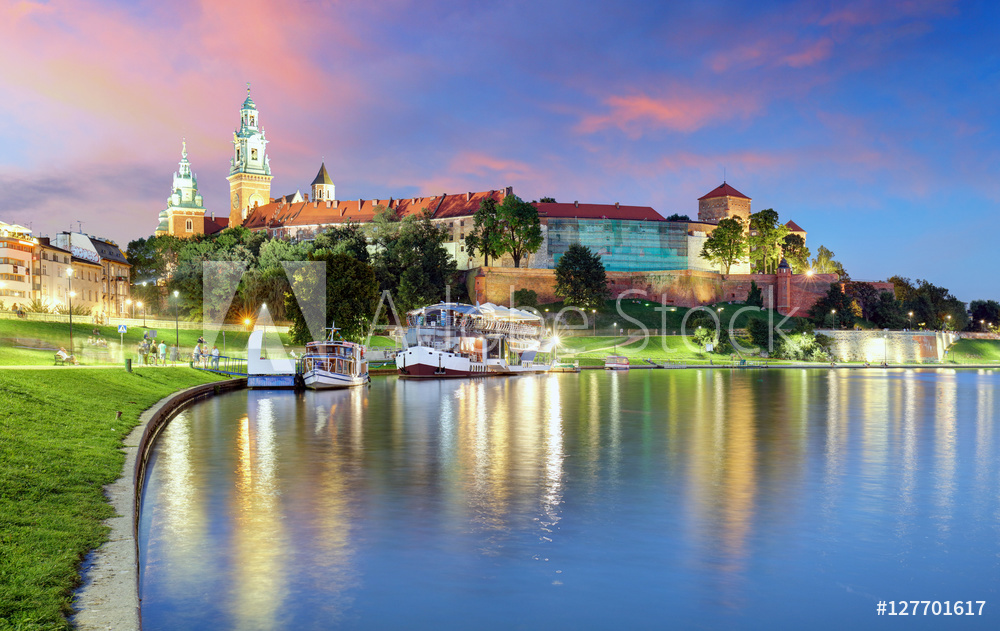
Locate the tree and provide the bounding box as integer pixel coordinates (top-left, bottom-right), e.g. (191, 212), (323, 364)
(808, 282), (855, 329)
(749, 209), (790, 274)
(285, 252), (378, 344)
(844, 282), (880, 322)
(746, 280), (763, 307)
(314, 223), (370, 264)
(870, 291), (908, 329)
(371, 211), (458, 313)
(781, 234), (811, 274)
(665, 213), (691, 221)
(968, 300), (1000, 330)
(888, 275), (916, 301)
(538, 197), (557, 203)
(464, 197), (504, 267)
(554, 244), (610, 310)
(496, 194), (543, 268)
(811, 245), (847, 278)
(513, 288), (538, 308)
(700, 216), (747, 275)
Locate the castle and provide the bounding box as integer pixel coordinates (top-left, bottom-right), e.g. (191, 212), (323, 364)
(152, 87), (840, 314)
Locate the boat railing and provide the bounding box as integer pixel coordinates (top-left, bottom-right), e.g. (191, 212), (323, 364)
(193, 354), (248, 376)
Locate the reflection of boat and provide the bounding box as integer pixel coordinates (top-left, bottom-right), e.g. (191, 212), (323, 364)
(604, 355), (629, 370)
(302, 328), (369, 389)
(551, 360), (580, 373)
(395, 302), (555, 378)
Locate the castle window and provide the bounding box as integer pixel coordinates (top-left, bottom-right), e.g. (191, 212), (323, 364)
(186, 219), (193, 232)
(252, 149), (258, 160)
(250, 115), (255, 126)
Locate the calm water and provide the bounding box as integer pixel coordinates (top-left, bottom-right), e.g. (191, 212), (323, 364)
(139, 369), (1000, 630)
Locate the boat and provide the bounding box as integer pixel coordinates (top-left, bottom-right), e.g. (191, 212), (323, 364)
(301, 327), (369, 389)
(550, 360), (581, 373)
(604, 355), (630, 370)
(395, 302), (556, 378)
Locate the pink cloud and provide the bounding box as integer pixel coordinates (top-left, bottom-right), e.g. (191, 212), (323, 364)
(577, 91), (760, 137)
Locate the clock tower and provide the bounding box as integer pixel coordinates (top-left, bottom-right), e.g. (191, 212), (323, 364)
(227, 84), (273, 227)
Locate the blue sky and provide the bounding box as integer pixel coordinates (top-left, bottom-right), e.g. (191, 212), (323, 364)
(1, 0), (997, 300)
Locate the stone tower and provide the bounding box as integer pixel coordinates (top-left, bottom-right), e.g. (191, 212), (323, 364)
(227, 84), (273, 227)
(156, 140), (207, 237)
(311, 163), (335, 202)
(776, 257), (792, 315)
(697, 182), (750, 223)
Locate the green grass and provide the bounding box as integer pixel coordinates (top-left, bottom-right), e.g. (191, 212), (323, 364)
(559, 335), (715, 364)
(0, 318), (296, 366)
(947, 339), (1000, 364)
(0, 368), (228, 630)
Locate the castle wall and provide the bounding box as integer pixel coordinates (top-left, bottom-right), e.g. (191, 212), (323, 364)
(472, 266), (840, 316)
(819, 330), (958, 363)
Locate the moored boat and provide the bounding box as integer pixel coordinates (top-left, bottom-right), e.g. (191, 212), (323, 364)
(604, 355), (629, 370)
(395, 302), (555, 379)
(302, 328), (369, 389)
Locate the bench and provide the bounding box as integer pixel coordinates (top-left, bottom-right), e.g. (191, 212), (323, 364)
(54, 353), (66, 366)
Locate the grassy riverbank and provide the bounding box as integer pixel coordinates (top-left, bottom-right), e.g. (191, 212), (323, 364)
(0, 368), (227, 630)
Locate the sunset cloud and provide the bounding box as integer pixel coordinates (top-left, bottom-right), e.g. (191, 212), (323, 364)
(576, 91), (760, 137)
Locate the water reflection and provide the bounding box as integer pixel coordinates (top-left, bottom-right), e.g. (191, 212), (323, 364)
(140, 369), (1000, 630)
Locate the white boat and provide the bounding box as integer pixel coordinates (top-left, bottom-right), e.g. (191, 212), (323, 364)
(302, 328), (369, 389)
(395, 302), (555, 379)
(604, 355), (630, 370)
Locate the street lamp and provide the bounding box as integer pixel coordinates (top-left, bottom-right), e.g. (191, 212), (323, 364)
(592, 309), (597, 336)
(137, 301), (144, 326)
(173, 290), (179, 349)
(908, 311), (913, 329)
(126, 298), (133, 319)
(67, 268), (74, 353)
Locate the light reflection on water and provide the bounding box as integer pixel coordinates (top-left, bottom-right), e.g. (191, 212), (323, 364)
(139, 369), (1000, 630)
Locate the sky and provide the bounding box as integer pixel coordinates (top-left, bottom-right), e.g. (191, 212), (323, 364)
(1, 0), (997, 301)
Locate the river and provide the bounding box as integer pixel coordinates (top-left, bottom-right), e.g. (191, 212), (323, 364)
(138, 369), (1000, 629)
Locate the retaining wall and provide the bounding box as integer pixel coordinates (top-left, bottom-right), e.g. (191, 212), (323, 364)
(818, 330), (959, 363)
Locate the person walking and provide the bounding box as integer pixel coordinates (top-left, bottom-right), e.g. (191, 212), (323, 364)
(211, 345), (220, 370)
(159, 340), (167, 366)
(192, 343), (202, 367)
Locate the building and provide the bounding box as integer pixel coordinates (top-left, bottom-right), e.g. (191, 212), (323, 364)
(0, 221), (35, 309)
(155, 141), (208, 238)
(698, 182), (751, 223)
(34, 238), (103, 315)
(52, 232), (131, 317)
(227, 85), (273, 227)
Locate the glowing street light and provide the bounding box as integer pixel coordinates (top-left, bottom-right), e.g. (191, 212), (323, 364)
(592, 308), (597, 336)
(67, 268), (74, 353)
(173, 290), (180, 349)
(126, 298), (133, 319)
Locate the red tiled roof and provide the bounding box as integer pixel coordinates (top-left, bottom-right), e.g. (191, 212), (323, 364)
(533, 202), (665, 221)
(204, 216), (229, 235)
(241, 189), (511, 230)
(698, 182), (750, 201)
(785, 219), (805, 233)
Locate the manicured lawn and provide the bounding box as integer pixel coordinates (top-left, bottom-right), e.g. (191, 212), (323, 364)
(0, 318), (295, 366)
(947, 338), (1000, 363)
(0, 368), (228, 630)
(559, 335), (715, 364)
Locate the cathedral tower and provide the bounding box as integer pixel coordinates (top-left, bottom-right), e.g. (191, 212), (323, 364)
(311, 162), (335, 202)
(228, 84), (273, 227)
(156, 140), (207, 237)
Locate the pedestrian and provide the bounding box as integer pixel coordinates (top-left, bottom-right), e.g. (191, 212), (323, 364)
(159, 340), (167, 365)
(211, 345), (220, 369)
(193, 343), (202, 367)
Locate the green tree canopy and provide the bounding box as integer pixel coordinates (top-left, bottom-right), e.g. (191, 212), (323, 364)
(808, 282), (856, 329)
(464, 197), (504, 267)
(781, 234), (811, 274)
(665, 213), (691, 221)
(700, 216), (747, 275)
(554, 244), (610, 311)
(810, 245), (847, 278)
(969, 299), (1000, 330)
(748, 209), (790, 274)
(496, 194), (543, 268)
(285, 251), (378, 344)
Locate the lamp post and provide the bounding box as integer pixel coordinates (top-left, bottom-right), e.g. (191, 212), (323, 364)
(137, 301), (144, 326)
(67, 268), (74, 353)
(908, 311), (913, 329)
(126, 298), (133, 319)
(173, 290), (179, 349)
(592, 309), (597, 336)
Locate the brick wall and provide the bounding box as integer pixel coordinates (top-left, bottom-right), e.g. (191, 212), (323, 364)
(472, 266), (841, 315)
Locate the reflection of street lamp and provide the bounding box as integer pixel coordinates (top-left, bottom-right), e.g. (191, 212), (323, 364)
(67, 268), (74, 353)
(173, 290), (179, 349)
